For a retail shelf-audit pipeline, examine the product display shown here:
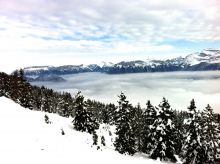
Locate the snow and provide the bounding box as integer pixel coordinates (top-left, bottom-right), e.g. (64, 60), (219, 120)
(185, 49), (220, 66)
(135, 63), (143, 67)
(97, 61), (114, 67)
(26, 67), (49, 71)
(24, 66), (51, 71)
(0, 96), (166, 164)
(202, 49), (220, 56)
(185, 53), (201, 65)
(167, 119), (172, 127)
(95, 124), (116, 149)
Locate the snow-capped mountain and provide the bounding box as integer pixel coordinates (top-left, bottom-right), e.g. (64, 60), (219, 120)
(185, 49), (220, 65)
(97, 61), (114, 67)
(22, 49), (220, 77)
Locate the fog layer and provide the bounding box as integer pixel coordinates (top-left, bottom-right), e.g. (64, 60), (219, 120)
(32, 71), (220, 113)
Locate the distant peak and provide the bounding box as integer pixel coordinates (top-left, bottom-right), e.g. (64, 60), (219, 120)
(98, 61), (114, 67)
(203, 48), (220, 51)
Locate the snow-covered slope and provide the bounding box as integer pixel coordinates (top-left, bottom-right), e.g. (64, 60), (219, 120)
(97, 61), (114, 67)
(0, 97), (165, 164)
(185, 49), (220, 65)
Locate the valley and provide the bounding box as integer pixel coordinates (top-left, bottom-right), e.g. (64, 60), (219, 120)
(31, 71), (220, 113)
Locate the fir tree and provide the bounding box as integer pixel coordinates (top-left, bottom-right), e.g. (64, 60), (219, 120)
(180, 99), (204, 164)
(19, 68), (25, 79)
(150, 98), (177, 162)
(201, 104), (219, 163)
(141, 100), (157, 153)
(131, 103), (143, 152)
(101, 103), (117, 125)
(114, 92), (136, 155)
(73, 92), (99, 134)
(172, 110), (185, 155)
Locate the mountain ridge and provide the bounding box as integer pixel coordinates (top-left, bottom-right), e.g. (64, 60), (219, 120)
(22, 49), (220, 76)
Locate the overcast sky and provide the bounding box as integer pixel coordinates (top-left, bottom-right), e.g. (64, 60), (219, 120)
(0, 0), (220, 72)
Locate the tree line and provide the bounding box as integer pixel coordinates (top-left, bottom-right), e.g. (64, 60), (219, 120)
(0, 70), (220, 163)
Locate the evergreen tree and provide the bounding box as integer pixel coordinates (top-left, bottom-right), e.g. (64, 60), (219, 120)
(172, 110), (185, 155)
(201, 104), (219, 163)
(131, 103), (143, 152)
(100, 103), (117, 125)
(73, 92), (99, 134)
(18, 81), (34, 110)
(141, 100), (157, 153)
(180, 99), (204, 164)
(19, 68), (25, 79)
(114, 92), (136, 155)
(150, 98), (177, 162)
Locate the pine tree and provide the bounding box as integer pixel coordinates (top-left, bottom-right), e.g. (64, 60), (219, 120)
(131, 103), (143, 152)
(17, 76), (33, 110)
(172, 110), (185, 155)
(180, 99), (204, 164)
(150, 98), (177, 162)
(101, 103), (117, 125)
(19, 68), (25, 79)
(73, 92), (99, 134)
(114, 92), (136, 155)
(141, 100), (157, 153)
(201, 104), (219, 163)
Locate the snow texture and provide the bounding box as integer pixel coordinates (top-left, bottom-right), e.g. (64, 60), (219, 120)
(0, 96), (166, 164)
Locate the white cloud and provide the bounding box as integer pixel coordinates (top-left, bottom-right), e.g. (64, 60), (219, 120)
(0, 0), (220, 72)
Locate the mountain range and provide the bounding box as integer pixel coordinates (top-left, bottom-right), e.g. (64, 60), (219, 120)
(23, 49), (220, 78)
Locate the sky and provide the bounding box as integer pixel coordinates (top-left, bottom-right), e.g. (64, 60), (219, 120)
(0, 0), (220, 73)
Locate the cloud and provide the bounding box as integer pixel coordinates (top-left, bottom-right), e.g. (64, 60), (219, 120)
(0, 0), (220, 72)
(32, 71), (220, 113)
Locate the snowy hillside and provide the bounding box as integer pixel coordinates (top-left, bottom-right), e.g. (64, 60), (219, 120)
(0, 97), (165, 164)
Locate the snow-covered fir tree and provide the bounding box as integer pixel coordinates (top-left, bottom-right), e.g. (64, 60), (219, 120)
(172, 110), (185, 155)
(141, 100), (157, 154)
(102, 103), (117, 125)
(130, 103), (143, 152)
(180, 99), (205, 164)
(201, 104), (219, 163)
(17, 75), (34, 110)
(149, 98), (177, 162)
(114, 92), (136, 155)
(73, 92), (99, 134)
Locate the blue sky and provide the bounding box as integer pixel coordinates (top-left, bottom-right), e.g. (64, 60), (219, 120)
(0, 0), (220, 72)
